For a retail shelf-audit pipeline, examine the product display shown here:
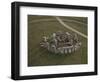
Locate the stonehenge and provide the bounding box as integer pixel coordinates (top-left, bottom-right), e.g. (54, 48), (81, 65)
(40, 31), (82, 54)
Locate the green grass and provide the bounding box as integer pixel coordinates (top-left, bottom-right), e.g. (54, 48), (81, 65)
(28, 15), (88, 66)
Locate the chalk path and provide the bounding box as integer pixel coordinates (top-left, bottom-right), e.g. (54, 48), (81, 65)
(55, 17), (87, 39)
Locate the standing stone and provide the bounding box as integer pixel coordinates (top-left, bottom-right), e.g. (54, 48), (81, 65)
(60, 47), (64, 54)
(46, 42), (50, 50)
(65, 47), (68, 54)
(68, 48), (71, 53)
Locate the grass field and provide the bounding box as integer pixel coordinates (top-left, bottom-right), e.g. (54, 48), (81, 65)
(28, 15), (88, 66)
